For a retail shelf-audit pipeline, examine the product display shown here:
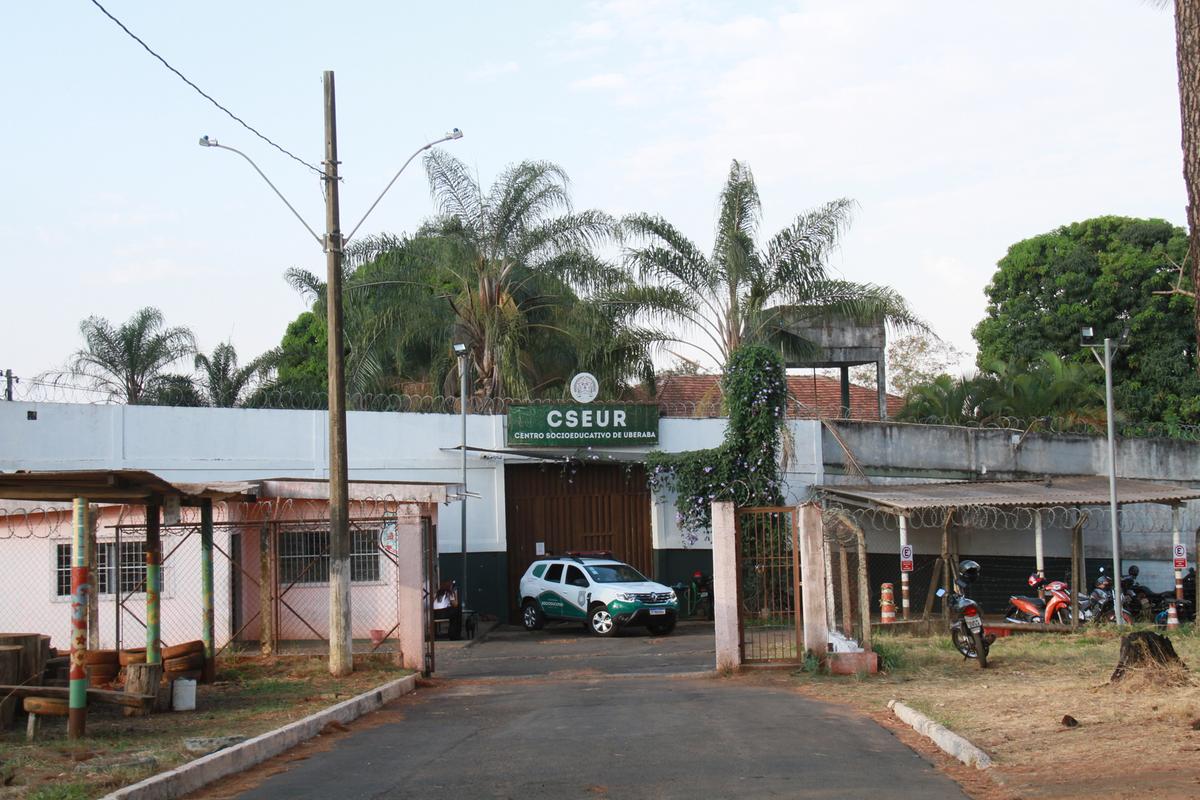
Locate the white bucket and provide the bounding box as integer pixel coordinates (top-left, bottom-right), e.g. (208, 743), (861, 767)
(172, 678), (197, 711)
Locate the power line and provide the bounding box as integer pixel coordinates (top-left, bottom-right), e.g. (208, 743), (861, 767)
(88, 0), (325, 177)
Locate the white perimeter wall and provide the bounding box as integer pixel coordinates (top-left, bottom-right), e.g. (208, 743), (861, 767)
(2, 403), (823, 556)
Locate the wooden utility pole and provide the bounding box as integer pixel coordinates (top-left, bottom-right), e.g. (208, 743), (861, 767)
(323, 70), (353, 677)
(1174, 0), (1200, 369)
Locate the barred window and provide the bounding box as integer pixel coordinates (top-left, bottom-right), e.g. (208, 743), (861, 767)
(278, 528), (381, 584)
(56, 542), (148, 597)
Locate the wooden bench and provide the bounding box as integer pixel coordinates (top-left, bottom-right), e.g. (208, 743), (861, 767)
(23, 696), (67, 741)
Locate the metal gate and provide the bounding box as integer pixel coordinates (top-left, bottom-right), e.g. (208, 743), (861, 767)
(421, 517), (436, 677)
(736, 507), (802, 663)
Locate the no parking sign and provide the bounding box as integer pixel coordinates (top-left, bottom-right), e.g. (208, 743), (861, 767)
(1174, 544), (1188, 570)
(900, 544), (914, 573)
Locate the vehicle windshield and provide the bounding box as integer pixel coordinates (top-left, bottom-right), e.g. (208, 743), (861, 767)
(585, 564), (647, 583)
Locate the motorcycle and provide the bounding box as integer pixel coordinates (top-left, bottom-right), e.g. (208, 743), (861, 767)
(1149, 566), (1197, 625)
(1082, 568), (1134, 625)
(936, 559), (992, 668)
(1005, 573), (1072, 624)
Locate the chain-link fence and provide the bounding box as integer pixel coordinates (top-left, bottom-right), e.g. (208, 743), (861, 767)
(0, 499), (430, 657)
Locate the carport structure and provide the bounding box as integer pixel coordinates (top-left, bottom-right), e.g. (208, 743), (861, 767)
(0, 470), (457, 739)
(818, 476), (1200, 629)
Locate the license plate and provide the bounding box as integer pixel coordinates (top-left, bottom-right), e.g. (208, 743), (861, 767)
(965, 616), (982, 632)
(649, 608), (666, 616)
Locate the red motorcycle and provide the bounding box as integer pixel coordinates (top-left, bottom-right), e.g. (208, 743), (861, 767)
(1005, 573), (1073, 625)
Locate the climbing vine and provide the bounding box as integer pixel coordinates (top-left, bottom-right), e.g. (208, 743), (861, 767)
(647, 346), (787, 542)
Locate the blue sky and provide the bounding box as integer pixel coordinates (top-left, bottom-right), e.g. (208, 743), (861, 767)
(2, 1), (1185, 395)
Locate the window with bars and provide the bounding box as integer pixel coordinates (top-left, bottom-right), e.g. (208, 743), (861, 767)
(277, 527), (381, 585)
(54, 541), (148, 597)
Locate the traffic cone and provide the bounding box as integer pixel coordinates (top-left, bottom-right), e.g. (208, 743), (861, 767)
(1167, 601), (1180, 630)
(881, 583), (896, 624)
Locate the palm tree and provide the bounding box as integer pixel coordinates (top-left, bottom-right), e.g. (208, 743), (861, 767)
(419, 150), (654, 399)
(194, 342), (278, 407)
(622, 160), (925, 368)
(62, 307), (196, 404)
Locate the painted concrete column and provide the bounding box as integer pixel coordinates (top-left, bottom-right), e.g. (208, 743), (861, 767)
(899, 514), (910, 620)
(711, 501), (741, 672)
(200, 500), (215, 682)
(145, 502), (162, 665)
(1034, 511), (1045, 598)
(68, 497), (90, 739)
(1172, 505), (1183, 602)
(798, 503), (830, 657)
(395, 511), (425, 671)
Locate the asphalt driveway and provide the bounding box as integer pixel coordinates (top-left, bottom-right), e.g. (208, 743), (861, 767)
(434, 619), (716, 679)
(231, 675), (969, 800)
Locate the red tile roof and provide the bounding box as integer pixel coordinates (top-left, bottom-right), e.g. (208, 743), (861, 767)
(650, 374), (902, 419)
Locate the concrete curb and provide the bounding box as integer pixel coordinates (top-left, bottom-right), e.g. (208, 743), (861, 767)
(888, 699), (993, 770)
(101, 673), (418, 800)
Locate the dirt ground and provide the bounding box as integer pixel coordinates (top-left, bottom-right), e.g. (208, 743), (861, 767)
(0, 654), (409, 800)
(786, 625), (1200, 800)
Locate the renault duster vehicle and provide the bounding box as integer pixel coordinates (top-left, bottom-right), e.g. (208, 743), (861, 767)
(518, 555), (678, 636)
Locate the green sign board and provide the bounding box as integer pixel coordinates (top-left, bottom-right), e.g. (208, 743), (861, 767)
(506, 403), (659, 447)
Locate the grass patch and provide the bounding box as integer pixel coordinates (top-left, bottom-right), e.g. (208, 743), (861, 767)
(791, 626), (1200, 799)
(1, 654), (409, 800)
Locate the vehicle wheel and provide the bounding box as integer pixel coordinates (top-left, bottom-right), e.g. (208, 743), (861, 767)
(1053, 608), (1071, 626)
(972, 630), (989, 669)
(521, 600), (545, 631)
(588, 605), (617, 637)
(646, 618), (676, 636)
(951, 627), (974, 658)
(1101, 609), (1134, 625)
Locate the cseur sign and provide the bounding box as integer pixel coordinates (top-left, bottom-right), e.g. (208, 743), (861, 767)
(507, 403), (658, 447)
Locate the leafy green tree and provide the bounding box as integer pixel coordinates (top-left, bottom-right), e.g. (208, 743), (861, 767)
(622, 160), (924, 368)
(264, 311), (328, 399)
(61, 307), (196, 404)
(193, 342), (278, 407)
(973, 216), (1199, 424)
(143, 374), (205, 407)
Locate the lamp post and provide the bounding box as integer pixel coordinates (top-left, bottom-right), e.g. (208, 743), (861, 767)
(453, 343), (469, 612)
(198, 74), (462, 673)
(1083, 326), (1124, 626)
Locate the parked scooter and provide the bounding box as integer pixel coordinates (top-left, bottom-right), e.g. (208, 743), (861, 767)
(936, 560), (992, 668)
(1006, 573), (1073, 625)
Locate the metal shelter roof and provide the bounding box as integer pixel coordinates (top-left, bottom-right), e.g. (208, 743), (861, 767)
(0, 470), (459, 505)
(818, 476), (1200, 513)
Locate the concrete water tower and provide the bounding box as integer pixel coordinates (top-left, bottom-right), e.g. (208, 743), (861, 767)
(779, 314), (887, 419)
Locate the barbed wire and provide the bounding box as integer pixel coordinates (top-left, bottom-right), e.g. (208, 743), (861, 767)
(0, 495), (428, 539)
(820, 499), (1200, 534)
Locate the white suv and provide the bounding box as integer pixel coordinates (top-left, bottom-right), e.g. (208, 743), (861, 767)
(518, 556), (678, 637)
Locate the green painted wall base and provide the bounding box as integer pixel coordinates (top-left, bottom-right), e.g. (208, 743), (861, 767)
(439, 552), (507, 621)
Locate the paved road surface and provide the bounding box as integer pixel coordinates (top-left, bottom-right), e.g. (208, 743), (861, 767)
(233, 676), (967, 800)
(228, 622), (967, 799)
(436, 620), (716, 679)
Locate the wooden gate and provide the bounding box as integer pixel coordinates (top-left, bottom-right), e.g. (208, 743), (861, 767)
(736, 507), (802, 664)
(504, 464), (652, 622)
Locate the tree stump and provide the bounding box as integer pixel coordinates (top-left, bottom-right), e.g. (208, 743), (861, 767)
(0, 645), (21, 728)
(123, 662), (163, 717)
(1110, 631), (1186, 683)
(0, 634), (44, 686)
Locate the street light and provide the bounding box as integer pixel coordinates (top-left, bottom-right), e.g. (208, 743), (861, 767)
(199, 108), (463, 672)
(1082, 325), (1124, 625)
(454, 343), (469, 614)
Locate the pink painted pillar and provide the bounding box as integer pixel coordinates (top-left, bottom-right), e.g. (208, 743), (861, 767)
(711, 501), (741, 672)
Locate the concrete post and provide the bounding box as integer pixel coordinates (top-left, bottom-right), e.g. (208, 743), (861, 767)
(711, 501), (741, 672)
(145, 502), (162, 666)
(1172, 505), (1183, 602)
(395, 511), (425, 671)
(1034, 511), (1045, 599)
(798, 503), (830, 658)
(68, 497), (90, 739)
(200, 500), (215, 682)
(899, 514), (910, 620)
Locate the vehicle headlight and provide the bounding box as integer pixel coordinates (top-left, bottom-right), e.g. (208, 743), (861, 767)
(620, 592), (638, 602)
(668, 590), (677, 602)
